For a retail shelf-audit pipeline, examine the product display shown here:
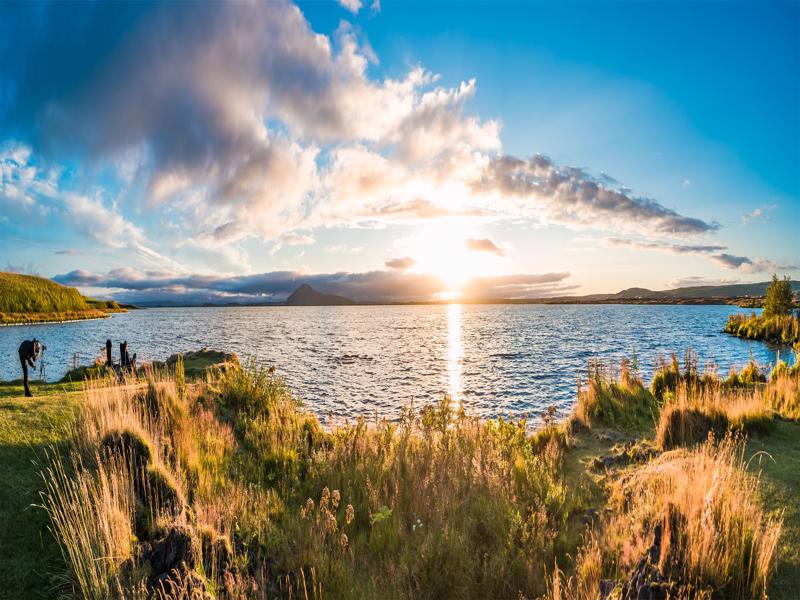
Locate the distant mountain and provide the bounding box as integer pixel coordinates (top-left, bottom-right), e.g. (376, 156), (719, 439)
(285, 284), (355, 306)
(541, 280), (800, 305)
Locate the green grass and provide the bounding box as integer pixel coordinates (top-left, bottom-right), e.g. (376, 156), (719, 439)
(0, 272), (123, 324)
(746, 419), (800, 599)
(0, 392), (80, 598)
(0, 272), (90, 313)
(726, 312), (800, 345)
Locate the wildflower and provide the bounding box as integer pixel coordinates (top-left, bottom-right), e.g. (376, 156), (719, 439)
(321, 486), (330, 509)
(323, 508), (338, 533)
(332, 489), (341, 509)
(345, 504), (355, 525)
(339, 532), (348, 550)
(300, 498), (314, 519)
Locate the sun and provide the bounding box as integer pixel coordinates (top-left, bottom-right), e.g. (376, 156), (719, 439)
(401, 224), (501, 294)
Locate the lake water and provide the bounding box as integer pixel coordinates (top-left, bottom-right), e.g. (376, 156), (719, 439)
(0, 304), (791, 422)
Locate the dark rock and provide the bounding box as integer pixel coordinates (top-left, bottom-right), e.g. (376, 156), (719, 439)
(149, 525), (199, 575)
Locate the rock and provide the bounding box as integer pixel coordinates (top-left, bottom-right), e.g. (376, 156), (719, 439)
(149, 525), (199, 574)
(145, 525), (211, 598)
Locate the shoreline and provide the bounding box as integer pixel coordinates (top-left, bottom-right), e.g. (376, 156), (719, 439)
(0, 312), (113, 327)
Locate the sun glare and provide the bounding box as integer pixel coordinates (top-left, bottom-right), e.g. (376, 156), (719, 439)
(402, 225), (502, 294)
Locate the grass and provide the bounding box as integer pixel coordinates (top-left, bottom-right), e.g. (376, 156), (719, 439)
(726, 312), (800, 345)
(0, 391), (80, 598)
(746, 419), (800, 598)
(0, 271), (124, 324)
(1, 349), (798, 599)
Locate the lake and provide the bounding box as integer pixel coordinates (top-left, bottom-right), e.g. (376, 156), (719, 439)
(0, 304), (791, 422)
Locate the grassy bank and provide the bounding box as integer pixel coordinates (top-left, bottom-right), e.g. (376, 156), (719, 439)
(0, 348), (785, 600)
(726, 312), (800, 345)
(0, 272), (125, 325)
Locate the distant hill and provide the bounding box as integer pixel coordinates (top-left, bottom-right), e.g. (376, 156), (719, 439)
(286, 284), (355, 306)
(0, 272), (90, 313)
(541, 280), (800, 305)
(0, 271), (123, 324)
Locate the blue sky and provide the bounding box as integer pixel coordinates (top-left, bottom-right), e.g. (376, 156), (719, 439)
(0, 0), (798, 303)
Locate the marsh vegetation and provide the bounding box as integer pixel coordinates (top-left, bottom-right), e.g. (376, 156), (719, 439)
(23, 345), (798, 600)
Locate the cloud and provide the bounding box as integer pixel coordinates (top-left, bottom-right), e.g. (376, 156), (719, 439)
(325, 244), (365, 254)
(54, 267), (571, 303)
(605, 237), (781, 274)
(741, 204), (776, 224)
(0, 0), (724, 278)
(1, 1), (501, 243)
(281, 233), (315, 247)
(472, 154), (717, 236)
(54, 248), (79, 256)
(465, 237), (505, 256)
(384, 256), (416, 270)
(337, 0), (363, 14)
(604, 237), (726, 255)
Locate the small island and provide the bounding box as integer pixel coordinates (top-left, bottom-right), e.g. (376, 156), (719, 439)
(0, 272), (129, 326)
(725, 275), (800, 345)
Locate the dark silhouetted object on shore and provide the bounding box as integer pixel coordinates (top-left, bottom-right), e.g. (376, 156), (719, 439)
(120, 341), (137, 379)
(18, 339), (42, 397)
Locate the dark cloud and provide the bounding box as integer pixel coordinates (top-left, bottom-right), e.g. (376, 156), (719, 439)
(605, 237), (780, 274)
(54, 267), (571, 303)
(465, 237), (505, 256)
(472, 154), (718, 236)
(384, 257), (416, 270)
(605, 238), (726, 254)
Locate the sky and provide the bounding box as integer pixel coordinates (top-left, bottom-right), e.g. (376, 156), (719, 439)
(0, 0), (798, 303)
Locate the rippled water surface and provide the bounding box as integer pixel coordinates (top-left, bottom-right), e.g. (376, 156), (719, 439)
(0, 305), (790, 421)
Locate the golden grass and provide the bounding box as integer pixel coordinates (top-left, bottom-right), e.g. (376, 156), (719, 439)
(38, 352), (792, 600)
(549, 434), (783, 600)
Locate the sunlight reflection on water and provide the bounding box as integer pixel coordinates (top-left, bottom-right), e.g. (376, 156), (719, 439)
(447, 303), (463, 402)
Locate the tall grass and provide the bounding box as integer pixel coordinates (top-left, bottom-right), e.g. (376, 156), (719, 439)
(40, 353), (788, 600)
(575, 357), (658, 431)
(548, 434), (783, 600)
(726, 312), (800, 345)
(41, 366), (585, 599)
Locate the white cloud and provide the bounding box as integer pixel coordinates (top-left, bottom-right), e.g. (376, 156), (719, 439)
(741, 204), (776, 224)
(337, 0), (363, 14)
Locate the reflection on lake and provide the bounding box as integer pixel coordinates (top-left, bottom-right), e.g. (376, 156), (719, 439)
(0, 304), (790, 422)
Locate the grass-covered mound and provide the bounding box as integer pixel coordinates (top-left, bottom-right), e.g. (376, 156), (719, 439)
(0, 272), (114, 324)
(32, 349), (799, 600)
(726, 312), (800, 345)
